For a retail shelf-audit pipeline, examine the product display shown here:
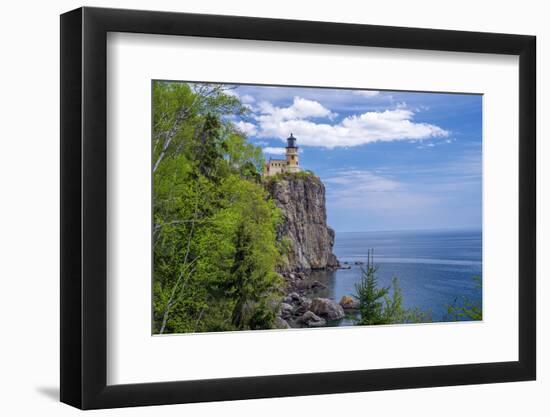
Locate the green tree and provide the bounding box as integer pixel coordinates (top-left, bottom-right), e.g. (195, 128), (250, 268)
(152, 81), (247, 173)
(382, 277), (404, 323)
(208, 176), (283, 331)
(354, 249), (431, 325)
(151, 81), (281, 334)
(354, 250), (389, 325)
(446, 276), (482, 321)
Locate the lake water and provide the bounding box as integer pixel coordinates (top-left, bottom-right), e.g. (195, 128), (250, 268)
(305, 229), (482, 324)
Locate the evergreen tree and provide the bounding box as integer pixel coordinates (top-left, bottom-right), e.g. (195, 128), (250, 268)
(151, 81), (280, 334)
(354, 249), (389, 325)
(354, 249), (430, 325)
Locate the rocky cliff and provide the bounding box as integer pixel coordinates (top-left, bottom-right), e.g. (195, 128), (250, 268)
(265, 174), (339, 272)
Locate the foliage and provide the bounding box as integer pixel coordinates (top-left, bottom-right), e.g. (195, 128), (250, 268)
(354, 249), (431, 325)
(446, 276), (483, 321)
(152, 81), (282, 334)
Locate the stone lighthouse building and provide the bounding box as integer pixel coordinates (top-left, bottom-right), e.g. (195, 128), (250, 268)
(263, 133), (301, 177)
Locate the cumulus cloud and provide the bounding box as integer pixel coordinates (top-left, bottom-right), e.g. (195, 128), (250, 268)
(233, 121), (258, 136)
(255, 105), (449, 148)
(229, 91), (449, 149)
(262, 147), (287, 155)
(257, 97), (336, 122)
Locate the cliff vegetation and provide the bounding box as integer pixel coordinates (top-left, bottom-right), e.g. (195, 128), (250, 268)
(152, 82), (284, 334)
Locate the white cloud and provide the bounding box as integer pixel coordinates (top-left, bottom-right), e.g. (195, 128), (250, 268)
(223, 88), (239, 98)
(352, 90), (380, 97)
(240, 94), (256, 104)
(255, 105), (449, 148)
(417, 137), (455, 149)
(324, 170), (437, 212)
(222, 89), (255, 106)
(325, 170), (401, 193)
(262, 147), (286, 155)
(257, 96), (335, 122)
(233, 121), (258, 136)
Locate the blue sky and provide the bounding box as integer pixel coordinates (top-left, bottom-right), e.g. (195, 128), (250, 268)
(219, 84), (482, 232)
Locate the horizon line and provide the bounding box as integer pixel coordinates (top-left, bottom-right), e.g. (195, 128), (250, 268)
(333, 226), (482, 234)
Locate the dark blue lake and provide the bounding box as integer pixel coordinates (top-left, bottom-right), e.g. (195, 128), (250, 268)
(307, 229), (482, 323)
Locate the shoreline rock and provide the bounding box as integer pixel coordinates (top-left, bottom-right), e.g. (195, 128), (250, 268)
(310, 297), (345, 320)
(274, 316), (291, 329)
(298, 311), (326, 327)
(277, 290), (348, 329)
(339, 295), (359, 310)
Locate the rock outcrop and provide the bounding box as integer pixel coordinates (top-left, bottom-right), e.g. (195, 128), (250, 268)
(265, 174), (339, 272)
(310, 297), (345, 320)
(278, 292), (346, 328)
(298, 311), (326, 327)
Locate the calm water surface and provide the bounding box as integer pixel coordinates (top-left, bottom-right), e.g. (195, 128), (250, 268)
(306, 229), (482, 324)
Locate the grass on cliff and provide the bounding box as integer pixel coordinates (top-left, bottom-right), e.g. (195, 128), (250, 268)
(263, 170), (318, 185)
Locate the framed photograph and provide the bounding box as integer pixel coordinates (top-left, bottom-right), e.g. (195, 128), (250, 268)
(60, 6), (536, 409)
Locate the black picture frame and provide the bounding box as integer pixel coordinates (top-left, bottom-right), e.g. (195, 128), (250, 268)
(60, 6), (536, 410)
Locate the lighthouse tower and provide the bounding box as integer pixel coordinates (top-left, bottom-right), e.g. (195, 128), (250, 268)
(262, 133), (303, 177)
(285, 133), (300, 173)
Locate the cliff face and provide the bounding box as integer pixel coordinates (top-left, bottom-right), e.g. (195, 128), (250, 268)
(266, 175), (339, 272)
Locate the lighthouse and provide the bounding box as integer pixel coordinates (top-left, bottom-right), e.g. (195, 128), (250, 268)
(285, 133), (300, 173)
(263, 133), (302, 177)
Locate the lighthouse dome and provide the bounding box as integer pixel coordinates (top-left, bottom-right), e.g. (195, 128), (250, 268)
(286, 133), (297, 148)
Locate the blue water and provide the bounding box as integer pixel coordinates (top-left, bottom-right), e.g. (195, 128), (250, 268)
(307, 229), (482, 323)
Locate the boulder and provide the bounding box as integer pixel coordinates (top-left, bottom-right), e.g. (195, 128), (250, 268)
(310, 280), (327, 289)
(274, 316), (291, 329)
(298, 311), (326, 327)
(288, 292), (301, 302)
(339, 295), (359, 310)
(295, 280), (311, 291)
(310, 297), (345, 320)
(293, 297), (312, 316)
(279, 302), (294, 319)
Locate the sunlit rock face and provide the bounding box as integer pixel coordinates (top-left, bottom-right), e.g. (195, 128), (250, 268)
(265, 174), (339, 272)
